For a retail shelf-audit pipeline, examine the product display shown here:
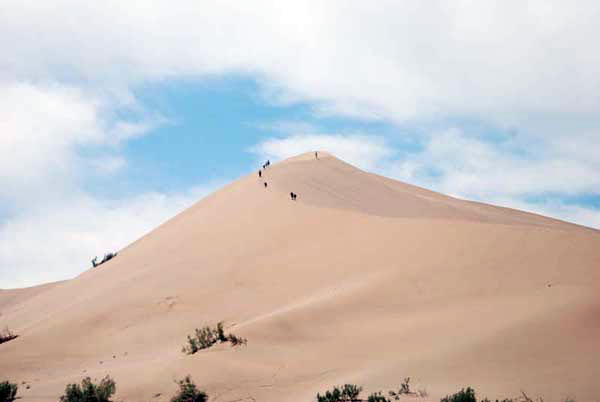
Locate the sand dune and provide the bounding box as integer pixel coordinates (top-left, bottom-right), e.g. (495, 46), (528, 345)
(1, 152), (599, 402)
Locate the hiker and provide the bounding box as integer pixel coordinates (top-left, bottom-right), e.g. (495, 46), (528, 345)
(294, 193), (297, 200)
(266, 160), (270, 167)
(264, 182), (268, 188)
(315, 151), (318, 159)
(290, 192), (294, 200)
(91, 256), (98, 268)
(258, 170), (262, 178)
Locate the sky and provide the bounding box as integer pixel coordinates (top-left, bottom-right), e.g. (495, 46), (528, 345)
(1, 1), (600, 288)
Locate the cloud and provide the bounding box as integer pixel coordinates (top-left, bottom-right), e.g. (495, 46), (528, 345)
(3, 2), (600, 123)
(0, 82), (161, 203)
(0, 81), (179, 289)
(250, 133), (393, 171)
(390, 128), (600, 198)
(0, 185), (217, 289)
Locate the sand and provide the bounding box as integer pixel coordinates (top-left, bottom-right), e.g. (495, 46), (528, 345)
(1, 152), (599, 402)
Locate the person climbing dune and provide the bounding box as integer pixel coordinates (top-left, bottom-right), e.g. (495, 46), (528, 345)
(264, 182), (268, 188)
(259, 170), (262, 178)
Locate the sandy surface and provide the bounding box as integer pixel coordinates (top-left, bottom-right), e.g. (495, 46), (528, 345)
(1, 152), (599, 402)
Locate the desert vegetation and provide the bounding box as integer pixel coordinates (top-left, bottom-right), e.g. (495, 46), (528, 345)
(317, 384), (362, 402)
(315, 384), (572, 402)
(91, 252), (117, 268)
(440, 387), (576, 402)
(182, 322), (246, 354)
(388, 378), (416, 399)
(317, 379), (423, 402)
(0, 381), (18, 402)
(0, 327), (18, 345)
(170, 376), (208, 402)
(440, 388), (477, 402)
(367, 392), (389, 402)
(59, 375), (116, 402)
(54, 374), (210, 402)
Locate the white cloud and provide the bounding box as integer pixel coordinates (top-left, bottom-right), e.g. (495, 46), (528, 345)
(87, 155), (127, 175)
(0, 81), (179, 289)
(0, 185), (216, 289)
(250, 133), (393, 171)
(0, 82), (161, 203)
(2, 1), (600, 123)
(390, 128), (600, 198)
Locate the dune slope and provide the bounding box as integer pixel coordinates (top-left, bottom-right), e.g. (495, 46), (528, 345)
(1, 152), (599, 402)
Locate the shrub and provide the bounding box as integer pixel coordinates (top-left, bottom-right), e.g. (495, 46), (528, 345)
(194, 326), (218, 350)
(400, 378), (410, 395)
(91, 252), (118, 268)
(317, 386), (342, 402)
(217, 322), (227, 343)
(182, 327), (217, 354)
(440, 387), (476, 402)
(0, 381), (17, 402)
(367, 391), (390, 402)
(227, 333), (247, 346)
(316, 384), (362, 402)
(59, 375), (116, 402)
(182, 323), (246, 354)
(341, 384), (362, 401)
(0, 327), (18, 345)
(182, 335), (199, 355)
(389, 378), (412, 399)
(170, 376), (207, 402)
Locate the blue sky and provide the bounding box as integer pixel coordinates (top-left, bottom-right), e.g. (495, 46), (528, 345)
(1, 1), (600, 288)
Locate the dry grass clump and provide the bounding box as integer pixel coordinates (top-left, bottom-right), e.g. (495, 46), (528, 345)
(182, 322), (246, 354)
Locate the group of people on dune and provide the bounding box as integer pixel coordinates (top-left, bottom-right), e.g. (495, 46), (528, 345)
(258, 152), (318, 200)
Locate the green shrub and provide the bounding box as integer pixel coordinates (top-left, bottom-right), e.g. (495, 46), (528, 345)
(182, 327), (217, 354)
(227, 333), (247, 346)
(217, 322), (227, 343)
(195, 326), (218, 349)
(316, 384), (362, 402)
(367, 391), (390, 402)
(389, 378), (412, 399)
(170, 376), (207, 402)
(440, 387), (476, 402)
(182, 323), (246, 355)
(59, 376), (116, 402)
(0, 381), (18, 402)
(0, 327), (18, 345)
(317, 386), (342, 402)
(182, 335), (200, 354)
(341, 384), (362, 401)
